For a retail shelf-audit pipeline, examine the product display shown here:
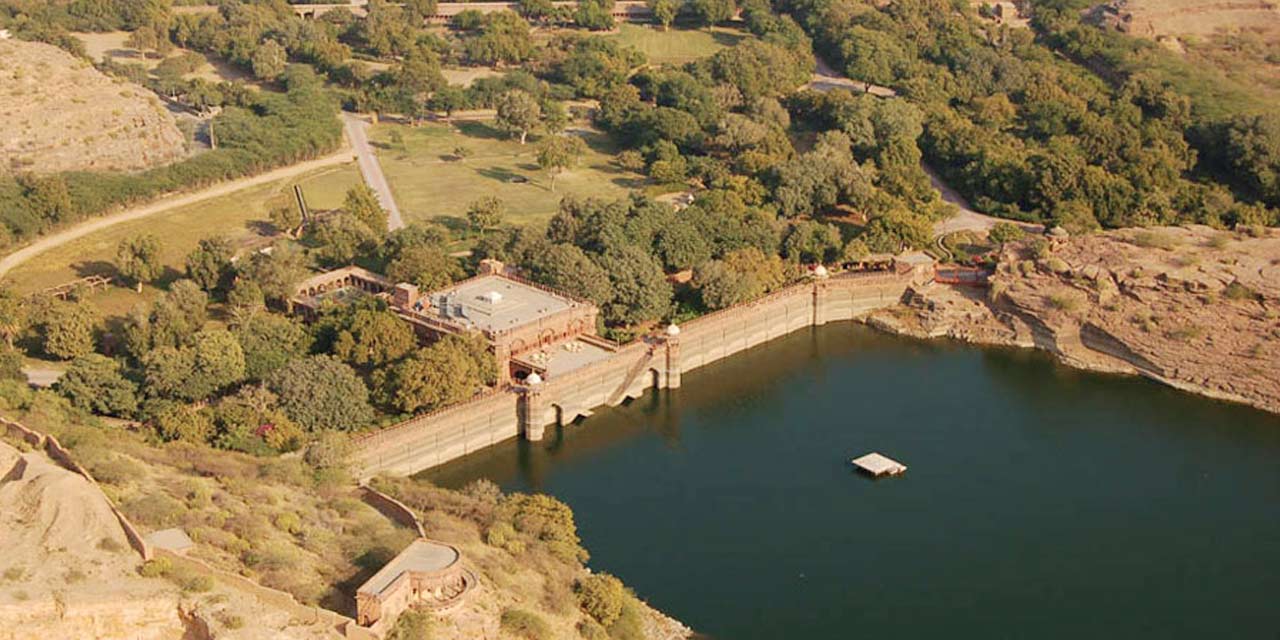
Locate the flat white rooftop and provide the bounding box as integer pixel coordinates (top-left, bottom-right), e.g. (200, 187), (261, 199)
(851, 452), (907, 477)
(357, 539), (459, 597)
(428, 275), (574, 333)
(517, 338), (615, 378)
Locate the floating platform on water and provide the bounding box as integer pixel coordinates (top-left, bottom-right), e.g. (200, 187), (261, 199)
(851, 452), (906, 477)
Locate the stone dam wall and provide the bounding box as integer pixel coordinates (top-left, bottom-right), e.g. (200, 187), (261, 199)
(353, 269), (923, 478)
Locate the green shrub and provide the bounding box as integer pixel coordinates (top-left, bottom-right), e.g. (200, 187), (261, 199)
(122, 493), (186, 527)
(387, 609), (434, 640)
(138, 558), (172, 578)
(576, 573), (626, 627)
(500, 608), (551, 640)
(1223, 282), (1258, 301)
(97, 537), (125, 553)
(2, 567), (26, 582)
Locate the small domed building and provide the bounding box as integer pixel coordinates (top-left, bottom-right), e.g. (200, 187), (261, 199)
(355, 539), (475, 631)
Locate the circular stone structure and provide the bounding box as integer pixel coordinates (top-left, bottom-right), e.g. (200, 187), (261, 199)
(356, 539), (475, 628)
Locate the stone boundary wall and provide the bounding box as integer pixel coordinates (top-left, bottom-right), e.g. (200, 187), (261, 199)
(359, 485), (427, 538)
(157, 550), (377, 640)
(0, 417), (153, 561)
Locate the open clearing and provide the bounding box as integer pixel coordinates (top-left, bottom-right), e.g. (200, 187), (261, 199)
(73, 31), (254, 85)
(4, 164), (360, 316)
(607, 24), (750, 64)
(369, 121), (642, 227)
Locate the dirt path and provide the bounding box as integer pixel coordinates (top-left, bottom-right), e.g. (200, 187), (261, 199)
(343, 112), (405, 231)
(0, 148), (355, 280)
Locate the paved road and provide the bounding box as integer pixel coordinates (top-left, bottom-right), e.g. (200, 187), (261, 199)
(807, 56), (898, 97)
(0, 149), (355, 280)
(342, 112), (405, 231)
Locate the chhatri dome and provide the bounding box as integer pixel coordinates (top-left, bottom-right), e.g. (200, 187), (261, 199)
(666, 323), (681, 336)
(525, 372), (543, 385)
(813, 264), (829, 278)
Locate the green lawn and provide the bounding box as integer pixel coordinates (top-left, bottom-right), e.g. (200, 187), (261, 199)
(5, 164), (362, 316)
(607, 24), (751, 65)
(370, 121), (643, 228)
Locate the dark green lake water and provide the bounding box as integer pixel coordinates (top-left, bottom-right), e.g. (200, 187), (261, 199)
(424, 324), (1280, 639)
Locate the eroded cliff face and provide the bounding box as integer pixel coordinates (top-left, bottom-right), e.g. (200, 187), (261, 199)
(868, 225), (1280, 415)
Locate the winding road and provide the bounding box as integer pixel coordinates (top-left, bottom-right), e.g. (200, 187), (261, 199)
(0, 147), (356, 279)
(0, 111), (415, 280)
(342, 112), (405, 231)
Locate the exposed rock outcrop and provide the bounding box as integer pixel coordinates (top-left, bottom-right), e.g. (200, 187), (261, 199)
(868, 225), (1280, 415)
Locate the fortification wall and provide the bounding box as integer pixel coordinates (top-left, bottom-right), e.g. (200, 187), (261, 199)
(354, 391), (520, 477)
(353, 270), (918, 478)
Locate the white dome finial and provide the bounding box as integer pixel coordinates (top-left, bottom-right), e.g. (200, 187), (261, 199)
(525, 372), (543, 385)
(666, 323), (681, 336)
(813, 264), (829, 278)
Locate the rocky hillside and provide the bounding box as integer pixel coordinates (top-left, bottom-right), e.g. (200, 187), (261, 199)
(870, 225), (1280, 415)
(0, 39), (186, 175)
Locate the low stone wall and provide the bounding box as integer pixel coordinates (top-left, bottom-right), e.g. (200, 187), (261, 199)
(359, 485), (426, 538)
(157, 550), (376, 640)
(0, 417), (153, 561)
(353, 269), (921, 478)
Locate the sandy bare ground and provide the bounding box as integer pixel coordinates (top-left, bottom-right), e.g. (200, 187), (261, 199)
(0, 147), (354, 280)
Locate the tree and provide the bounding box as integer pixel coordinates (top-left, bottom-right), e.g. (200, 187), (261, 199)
(252, 39), (288, 82)
(213, 385), (303, 454)
(39, 300), (98, 360)
(524, 243), (613, 306)
(694, 260), (752, 310)
(116, 234), (163, 292)
(596, 246), (672, 325)
(428, 84), (469, 123)
(234, 313), (312, 381)
(146, 400), (215, 444)
(240, 242), (307, 303)
(266, 355), (374, 432)
(386, 245), (463, 291)
(184, 237), (234, 293)
(466, 196), (506, 235)
(987, 222), (1025, 247)
(574, 0), (615, 30)
(333, 308), (417, 369)
(0, 288), (27, 348)
(343, 184), (389, 237)
(686, 0), (736, 27)
(537, 135), (588, 191)
(55, 354), (139, 418)
(310, 214), (377, 267)
(496, 89), (541, 144)
(385, 341), (486, 413)
(841, 27), (909, 92)
(648, 0), (678, 29)
(269, 205), (304, 238)
(655, 218), (712, 271)
(782, 220), (842, 263)
(142, 329), (245, 402)
(123, 280), (208, 357)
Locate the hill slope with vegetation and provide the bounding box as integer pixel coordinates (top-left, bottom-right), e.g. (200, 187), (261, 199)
(0, 38), (187, 176)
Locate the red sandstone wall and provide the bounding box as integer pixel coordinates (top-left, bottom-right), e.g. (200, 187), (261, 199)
(354, 390), (520, 478)
(352, 271), (916, 478)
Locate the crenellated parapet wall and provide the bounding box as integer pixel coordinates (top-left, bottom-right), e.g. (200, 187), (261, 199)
(352, 266), (924, 479)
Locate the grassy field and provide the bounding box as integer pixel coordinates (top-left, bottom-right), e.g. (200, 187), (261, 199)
(369, 121), (643, 228)
(5, 164), (361, 317)
(607, 24), (750, 65)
